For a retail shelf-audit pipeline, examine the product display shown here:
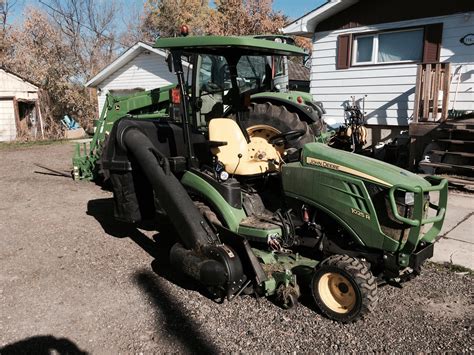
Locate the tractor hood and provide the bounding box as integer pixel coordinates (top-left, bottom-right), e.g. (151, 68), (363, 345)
(302, 143), (431, 189)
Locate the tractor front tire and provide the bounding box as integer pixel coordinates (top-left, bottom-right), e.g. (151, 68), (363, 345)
(311, 254), (378, 323)
(242, 102), (314, 149)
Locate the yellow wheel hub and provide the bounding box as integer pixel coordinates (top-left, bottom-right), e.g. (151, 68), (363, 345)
(246, 124), (281, 139)
(246, 125), (284, 153)
(318, 272), (356, 314)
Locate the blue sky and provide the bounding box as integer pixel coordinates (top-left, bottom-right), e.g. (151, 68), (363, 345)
(10, 0), (325, 26)
(273, 0), (324, 20)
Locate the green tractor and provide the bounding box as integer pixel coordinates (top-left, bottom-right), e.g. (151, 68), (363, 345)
(99, 35), (447, 323)
(73, 35), (326, 181)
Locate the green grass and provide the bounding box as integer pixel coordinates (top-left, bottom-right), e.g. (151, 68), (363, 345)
(0, 139), (70, 150)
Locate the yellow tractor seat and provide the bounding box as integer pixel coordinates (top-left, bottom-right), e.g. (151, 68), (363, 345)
(208, 118), (281, 176)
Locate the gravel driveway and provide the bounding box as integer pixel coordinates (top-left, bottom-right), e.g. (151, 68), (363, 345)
(0, 142), (472, 353)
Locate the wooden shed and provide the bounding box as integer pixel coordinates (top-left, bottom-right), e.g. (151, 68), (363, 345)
(0, 68), (41, 142)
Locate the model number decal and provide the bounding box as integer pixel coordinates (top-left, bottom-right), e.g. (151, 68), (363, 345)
(351, 208), (371, 220)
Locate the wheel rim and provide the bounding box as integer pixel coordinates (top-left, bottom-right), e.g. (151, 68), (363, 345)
(318, 272), (356, 314)
(246, 125), (284, 153)
(246, 124), (281, 140)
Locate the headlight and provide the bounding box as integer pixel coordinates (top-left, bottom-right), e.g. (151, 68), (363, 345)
(404, 192), (415, 205)
(219, 171), (229, 181)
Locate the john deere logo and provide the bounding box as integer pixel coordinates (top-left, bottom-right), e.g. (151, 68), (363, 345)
(306, 157), (340, 170)
(305, 157), (392, 187)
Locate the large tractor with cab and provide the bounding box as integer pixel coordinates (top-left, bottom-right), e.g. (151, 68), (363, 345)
(73, 35), (326, 182)
(92, 35), (447, 322)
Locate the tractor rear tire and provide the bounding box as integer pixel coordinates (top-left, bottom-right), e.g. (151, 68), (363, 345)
(242, 102), (314, 149)
(311, 254), (378, 323)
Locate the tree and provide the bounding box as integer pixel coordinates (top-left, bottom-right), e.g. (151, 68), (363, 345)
(0, 0), (16, 64)
(3, 7), (99, 136)
(119, 2), (149, 47)
(43, 0), (119, 80)
(2, 0), (132, 138)
(207, 0), (287, 36)
(142, 0), (210, 39)
(0, 0), (16, 31)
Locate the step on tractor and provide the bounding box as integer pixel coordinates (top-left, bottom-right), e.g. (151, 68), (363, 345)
(98, 35), (447, 322)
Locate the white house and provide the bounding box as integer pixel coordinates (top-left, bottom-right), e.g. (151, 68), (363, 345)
(283, 0), (473, 133)
(86, 41), (181, 114)
(0, 68), (40, 141)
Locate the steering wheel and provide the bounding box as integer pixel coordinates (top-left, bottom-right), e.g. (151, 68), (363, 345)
(269, 129), (306, 145)
(203, 81), (222, 93)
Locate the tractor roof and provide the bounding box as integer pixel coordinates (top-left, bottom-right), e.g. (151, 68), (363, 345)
(154, 36), (306, 57)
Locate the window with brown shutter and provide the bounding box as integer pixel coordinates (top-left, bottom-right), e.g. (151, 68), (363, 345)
(423, 23), (443, 63)
(339, 24), (443, 68)
(336, 34), (352, 69)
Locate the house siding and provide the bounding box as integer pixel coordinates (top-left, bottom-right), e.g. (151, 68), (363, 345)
(0, 69), (39, 141)
(311, 12), (474, 126)
(0, 100), (16, 141)
(96, 49), (177, 113)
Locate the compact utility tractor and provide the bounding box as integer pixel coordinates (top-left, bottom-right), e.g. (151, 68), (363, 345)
(100, 36), (447, 322)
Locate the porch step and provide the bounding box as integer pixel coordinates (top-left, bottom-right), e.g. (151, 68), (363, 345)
(436, 139), (474, 145)
(441, 118), (474, 130)
(418, 161), (474, 172)
(437, 127), (474, 134)
(429, 150), (474, 158)
(434, 175), (474, 191)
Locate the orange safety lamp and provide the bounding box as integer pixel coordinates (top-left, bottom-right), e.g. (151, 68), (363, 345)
(171, 87), (181, 104)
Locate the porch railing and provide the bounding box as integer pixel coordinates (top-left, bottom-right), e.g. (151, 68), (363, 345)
(413, 62), (451, 123)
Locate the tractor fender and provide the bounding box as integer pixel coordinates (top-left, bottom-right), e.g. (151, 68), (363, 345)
(181, 171), (246, 232)
(250, 94), (323, 124)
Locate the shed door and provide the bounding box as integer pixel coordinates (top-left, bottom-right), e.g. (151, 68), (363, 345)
(0, 99), (17, 142)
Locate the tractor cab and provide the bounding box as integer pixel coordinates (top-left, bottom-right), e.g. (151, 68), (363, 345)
(156, 35), (306, 124)
(155, 35), (311, 176)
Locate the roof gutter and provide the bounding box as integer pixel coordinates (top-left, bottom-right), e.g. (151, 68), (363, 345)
(282, 0), (359, 36)
(85, 41), (187, 88)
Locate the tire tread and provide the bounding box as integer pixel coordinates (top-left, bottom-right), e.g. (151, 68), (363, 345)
(313, 254), (378, 322)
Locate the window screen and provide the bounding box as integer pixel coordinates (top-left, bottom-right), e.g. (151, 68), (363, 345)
(353, 28), (424, 65)
(377, 29), (423, 63)
(356, 36), (374, 63)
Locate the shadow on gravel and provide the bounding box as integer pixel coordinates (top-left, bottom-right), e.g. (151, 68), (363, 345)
(33, 163), (72, 178)
(1, 335), (88, 355)
(134, 270), (219, 354)
(87, 198), (161, 256)
(87, 198), (201, 292)
(87, 198), (322, 315)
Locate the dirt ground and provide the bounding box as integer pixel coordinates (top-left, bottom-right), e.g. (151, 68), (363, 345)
(0, 142), (473, 353)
